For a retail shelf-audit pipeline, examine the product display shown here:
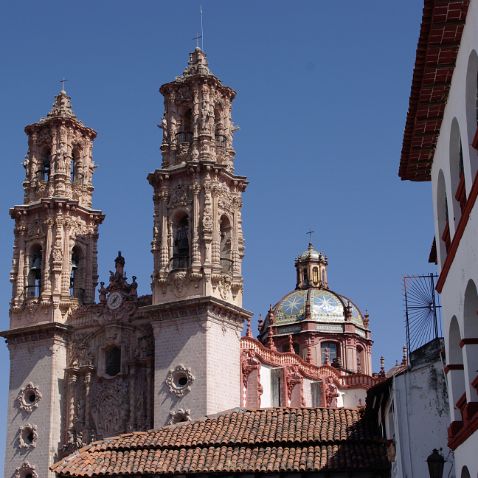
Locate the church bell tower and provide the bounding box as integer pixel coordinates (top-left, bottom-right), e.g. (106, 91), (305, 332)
(3, 88), (103, 478)
(146, 49), (252, 426)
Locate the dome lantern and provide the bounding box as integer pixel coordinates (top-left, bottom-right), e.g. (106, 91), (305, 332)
(295, 242), (328, 290)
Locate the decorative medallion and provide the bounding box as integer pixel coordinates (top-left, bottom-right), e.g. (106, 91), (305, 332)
(166, 365), (194, 397)
(18, 423), (38, 449)
(14, 462), (38, 478)
(16, 383), (42, 412)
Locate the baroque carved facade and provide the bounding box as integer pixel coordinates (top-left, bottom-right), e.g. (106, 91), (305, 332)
(2, 49), (382, 478)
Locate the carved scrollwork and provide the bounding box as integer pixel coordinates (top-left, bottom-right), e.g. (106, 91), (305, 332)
(168, 408), (191, 425)
(169, 184), (190, 208)
(18, 423), (38, 449)
(14, 462), (38, 478)
(166, 365), (194, 397)
(16, 383), (42, 412)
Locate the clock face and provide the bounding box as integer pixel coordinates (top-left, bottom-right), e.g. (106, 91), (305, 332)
(107, 291), (123, 310)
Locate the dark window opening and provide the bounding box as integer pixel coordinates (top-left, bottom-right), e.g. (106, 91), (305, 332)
(27, 246), (42, 298)
(172, 216), (190, 269)
(39, 150), (51, 181)
(105, 347), (121, 377)
(69, 248), (84, 302)
(321, 341), (338, 365)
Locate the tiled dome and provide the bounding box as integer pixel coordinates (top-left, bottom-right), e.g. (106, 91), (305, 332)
(273, 288), (364, 327)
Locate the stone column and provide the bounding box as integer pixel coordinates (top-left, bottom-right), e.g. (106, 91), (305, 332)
(191, 182), (200, 268)
(42, 218), (53, 297)
(14, 226), (26, 303)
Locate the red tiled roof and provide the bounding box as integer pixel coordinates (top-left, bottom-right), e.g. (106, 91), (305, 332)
(399, 0), (469, 181)
(51, 408), (389, 476)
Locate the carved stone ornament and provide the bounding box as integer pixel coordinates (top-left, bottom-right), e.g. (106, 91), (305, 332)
(166, 365), (195, 397)
(168, 408), (191, 425)
(16, 383), (42, 412)
(18, 423), (38, 449)
(14, 462), (38, 478)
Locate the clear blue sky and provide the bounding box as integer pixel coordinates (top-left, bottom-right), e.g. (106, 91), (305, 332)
(0, 0), (430, 464)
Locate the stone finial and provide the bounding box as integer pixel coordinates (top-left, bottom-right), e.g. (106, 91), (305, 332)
(363, 310), (370, 328)
(288, 334), (294, 353)
(267, 306), (276, 351)
(402, 345), (408, 366)
(379, 356), (385, 376)
(344, 301), (353, 321)
(246, 317), (252, 337)
(46, 89), (76, 119)
(257, 313), (263, 333)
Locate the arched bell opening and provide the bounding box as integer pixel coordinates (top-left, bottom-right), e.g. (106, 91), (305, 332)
(38, 147), (51, 182)
(27, 244), (43, 298)
(172, 213), (190, 270)
(71, 145), (81, 183)
(70, 246), (85, 303)
(220, 215), (233, 273)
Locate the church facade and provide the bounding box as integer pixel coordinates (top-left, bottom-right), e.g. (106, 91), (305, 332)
(2, 49), (385, 478)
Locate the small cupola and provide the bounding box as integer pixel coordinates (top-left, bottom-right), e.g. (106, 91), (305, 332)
(295, 243), (328, 289)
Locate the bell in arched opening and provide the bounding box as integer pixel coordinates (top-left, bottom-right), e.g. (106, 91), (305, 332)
(27, 246), (42, 298)
(172, 215), (190, 270)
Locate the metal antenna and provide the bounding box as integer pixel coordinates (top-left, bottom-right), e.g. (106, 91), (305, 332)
(306, 230), (314, 244)
(200, 5), (204, 50)
(60, 78), (68, 92)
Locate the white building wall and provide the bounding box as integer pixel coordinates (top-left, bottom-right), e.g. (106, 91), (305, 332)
(389, 362), (453, 478)
(342, 388), (367, 409)
(259, 365), (272, 408)
(4, 335), (67, 478)
(429, 0), (478, 472)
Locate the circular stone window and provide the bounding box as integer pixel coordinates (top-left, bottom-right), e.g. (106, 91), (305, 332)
(166, 365), (195, 397)
(16, 383), (42, 412)
(14, 462), (38, 478)
(18, 424), (38, 449)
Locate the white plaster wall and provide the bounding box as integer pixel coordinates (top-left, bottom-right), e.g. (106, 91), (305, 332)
(341, 388), (367, 409)
(205, 318), (242, 415)
(4, 337), (67, 478)
(153, 314), (242, 427)
(303, 378), (312, 407)
(389, 362), (453, 478)
(259, 365), (272, 408)
(428, 1), (478, 473)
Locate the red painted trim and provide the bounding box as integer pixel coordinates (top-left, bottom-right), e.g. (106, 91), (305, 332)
(459, 338), (478, 348)
(449, 413), (478, 450)
(444, 363), (464, 374)
(472, 375), (478, 392)
(437, 171), (478, 293)
(472, 125), (478, 150)
(455, 173), (467, 213)
(456, 392), (467, 413)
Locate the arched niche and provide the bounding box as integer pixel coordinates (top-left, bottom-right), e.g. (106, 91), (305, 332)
(463, 280), (478, 401)
(27, 244), (43, 298)
(171, 211), (190, 270)
(70, 245), (85, 303)
(436, 169), (449, 265)
(465, 49), (478, 179)
(447, 316), (466, 420)
(449, 118), (466, 225)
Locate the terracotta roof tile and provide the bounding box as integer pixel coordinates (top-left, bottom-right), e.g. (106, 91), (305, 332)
(399, 0), (469, 181)
(52, 408), (388, 476)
